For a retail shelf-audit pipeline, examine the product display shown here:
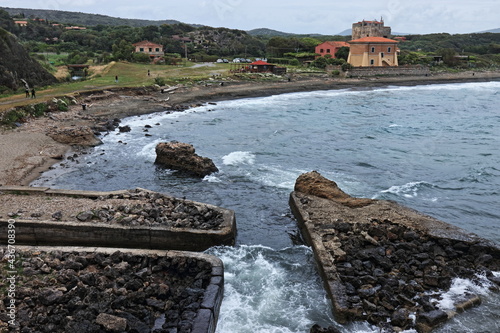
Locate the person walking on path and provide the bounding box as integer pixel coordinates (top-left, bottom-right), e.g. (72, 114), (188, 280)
(31, 88), (36, 99)
(115, 75), (118, 83)
(25, 88), (30, 98)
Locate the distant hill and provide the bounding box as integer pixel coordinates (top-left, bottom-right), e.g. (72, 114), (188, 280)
(0, 7), (188, 27)
(247, 28), (297, 37)
(477, 28), (500, 33)
(337, 29), (351, 36)
(0, 28), (57, 90)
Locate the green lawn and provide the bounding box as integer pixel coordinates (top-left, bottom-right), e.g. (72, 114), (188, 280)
(0, 61), (233, 111)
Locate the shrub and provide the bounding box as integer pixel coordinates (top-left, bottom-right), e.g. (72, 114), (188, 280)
(154, 77), (166, 86)
(32, 103), (48, 117)
(1, 109), (25, 125)
(341, 63), (353, 71)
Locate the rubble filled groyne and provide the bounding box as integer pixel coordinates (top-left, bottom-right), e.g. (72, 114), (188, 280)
(290, 171), (500, 332)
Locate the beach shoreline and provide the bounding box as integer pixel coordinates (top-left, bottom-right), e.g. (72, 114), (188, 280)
(1, 70), (499, 187)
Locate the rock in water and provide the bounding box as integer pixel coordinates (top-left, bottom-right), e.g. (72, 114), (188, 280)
(155, 141), (218, 177)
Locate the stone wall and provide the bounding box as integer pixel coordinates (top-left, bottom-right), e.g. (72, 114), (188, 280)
(346, 65), (431, 77)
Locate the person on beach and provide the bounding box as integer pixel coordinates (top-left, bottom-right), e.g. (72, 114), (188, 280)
(31, 88), (36, 99)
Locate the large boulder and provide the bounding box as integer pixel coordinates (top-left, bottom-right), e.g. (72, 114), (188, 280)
(155, 141), (218, 177)
(47, 126), (102, 146)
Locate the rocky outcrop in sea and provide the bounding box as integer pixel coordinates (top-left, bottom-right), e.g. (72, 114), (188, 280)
(155, 141), (218, 177)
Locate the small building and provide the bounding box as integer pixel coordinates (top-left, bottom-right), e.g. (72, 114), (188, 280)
(66, 64), (90, 78)
(315, 41), (350, 58)
(347, 37), (399, 67)
(64, 26), (87, 30)
(14, 20), (28, 26)
(231, 60), (286, 75)
(133, 40), (164, 59)
(249, 60), (276, 73)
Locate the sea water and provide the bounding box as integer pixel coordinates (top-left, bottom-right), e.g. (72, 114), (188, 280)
(34, 81), (500, 332)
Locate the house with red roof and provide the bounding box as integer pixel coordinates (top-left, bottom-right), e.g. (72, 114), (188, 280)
(13, 20), (28, 26)
(315, 41), (350, 58)
(132, 40), (164, 59)
(347, 37), (399, 67)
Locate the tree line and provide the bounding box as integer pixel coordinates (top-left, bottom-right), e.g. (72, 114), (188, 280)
(1, 9), (500, 69)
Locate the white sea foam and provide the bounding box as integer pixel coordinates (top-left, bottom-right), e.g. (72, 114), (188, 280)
(203, 174), (222, 183)
(136, 138), (164, 161)
(208, 245), (335, 333)
(222, 151), (256, 165)
(431, 273), (495, 311)
(381, 181), (432, 198)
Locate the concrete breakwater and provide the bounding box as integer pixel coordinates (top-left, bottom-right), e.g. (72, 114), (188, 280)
(290, 171), (500, 332)
(0, 186), (236, 251)
(0, 246), (224, 333)
(0, 186), (233, 332)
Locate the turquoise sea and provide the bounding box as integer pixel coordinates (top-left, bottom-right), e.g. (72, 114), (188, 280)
(35, 80), (500, 332)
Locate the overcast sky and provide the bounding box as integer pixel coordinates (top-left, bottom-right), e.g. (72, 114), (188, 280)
(5, 0), (499, 34)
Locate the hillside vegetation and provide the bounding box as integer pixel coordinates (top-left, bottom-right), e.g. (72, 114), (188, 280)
(1, 7), (500, 96)
(1, 7), (184, 27)
(0, 28), (57, 91)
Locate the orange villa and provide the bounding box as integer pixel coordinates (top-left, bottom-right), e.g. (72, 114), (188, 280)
(133, 40), (164, 59)
(347, 36), (399, 67)
(14, 20), (28, 26)
(315, 41), (350, 58)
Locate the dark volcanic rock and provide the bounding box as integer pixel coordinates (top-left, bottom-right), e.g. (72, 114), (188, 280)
(155, 141), (219, 177)
(0, 249), (214, 333)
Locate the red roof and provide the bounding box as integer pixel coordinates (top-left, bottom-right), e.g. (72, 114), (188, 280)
(133, 40), (163, 48)
(349, 37), (398, 43)
(317, 41), (350, 48)
(250, 60), (274, 66)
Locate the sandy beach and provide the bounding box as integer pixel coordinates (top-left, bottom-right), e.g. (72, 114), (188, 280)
(1, 70), (499, 187)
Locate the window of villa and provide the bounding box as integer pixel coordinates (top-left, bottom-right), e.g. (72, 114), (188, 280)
(371, 47), (375, 53)
(149, 48), (152, 52)
(381, 52), (384, 58)
(155, 48), (160, 52)
(320, 49), (324, 53)
(327, 49), (331, 53)
(370, 59), (374, 65)
(388, 47), (392, 53)
(140, 48), (144, 52)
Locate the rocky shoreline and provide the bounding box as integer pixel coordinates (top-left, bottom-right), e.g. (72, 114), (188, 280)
(1, 71), (500, 332)
(1, 71), (500, 187)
